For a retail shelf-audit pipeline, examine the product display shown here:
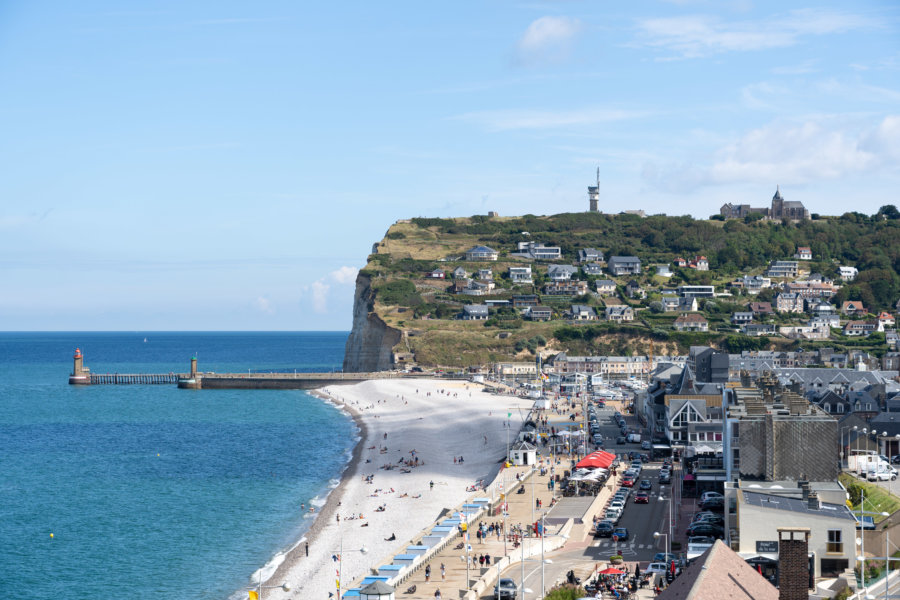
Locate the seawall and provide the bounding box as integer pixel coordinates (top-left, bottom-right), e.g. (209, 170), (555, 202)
(342, 272), (402, 372)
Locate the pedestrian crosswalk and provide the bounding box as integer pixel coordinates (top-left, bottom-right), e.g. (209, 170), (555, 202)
(593, 541), (653, 549)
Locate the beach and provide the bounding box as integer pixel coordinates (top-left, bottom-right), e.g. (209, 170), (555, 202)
(264, 378), (535, 598)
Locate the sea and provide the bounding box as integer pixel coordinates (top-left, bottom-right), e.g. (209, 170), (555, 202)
(0, 332), (356, 600)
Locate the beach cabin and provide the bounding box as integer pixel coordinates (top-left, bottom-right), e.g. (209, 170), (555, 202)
(375, 564), (403, 579)
(510, 440), (537, 466)
(359, 580), (395, 600)
(405, 545), (428, 556)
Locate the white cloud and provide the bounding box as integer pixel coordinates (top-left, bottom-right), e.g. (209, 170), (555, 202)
(515, 16), (583, 65)
(255, 296), (274, 315)
(634, 9), (876, 58)
(454, 106), (649, 132)
(310, 281), (330, 314)
(330, 265), (358, 284)
(641, 115), (900, 192)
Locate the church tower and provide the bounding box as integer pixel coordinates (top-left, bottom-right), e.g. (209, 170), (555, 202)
(771, 185), (784, 218)
(587, 167), (600, 212)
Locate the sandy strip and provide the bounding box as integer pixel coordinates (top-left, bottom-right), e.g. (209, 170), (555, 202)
(265, 378), (534, 598)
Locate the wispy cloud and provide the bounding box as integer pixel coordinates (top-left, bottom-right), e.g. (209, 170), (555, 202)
(255, 296), (275, 315)
(515, 16), (583, 66)
(303, 266), (359, 314)
(453, 106), (650, 132)
(641, 115), (900, 192)
(771, 59), (819, 75)
(330, 266), (359, 284)
(634, 9), (877, 59)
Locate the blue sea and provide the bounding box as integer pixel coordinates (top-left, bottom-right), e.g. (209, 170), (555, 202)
(0, 332), (356, 600)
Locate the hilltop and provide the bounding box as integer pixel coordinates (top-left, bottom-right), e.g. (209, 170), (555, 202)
(343, 208), (900, 371)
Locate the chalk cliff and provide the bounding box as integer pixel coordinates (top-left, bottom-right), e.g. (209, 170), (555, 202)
(342, 273), (402, 372)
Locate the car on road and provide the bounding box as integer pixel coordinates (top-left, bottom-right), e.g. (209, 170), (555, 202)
(624, 468), (639, 478)
(641, 440), (651, 450)
(634, 492), (650, 504)
(659, 472), (671, 484)
(654, 552), (678, 564)
(616, 436), (626, 445)
(700, 491), (723, 503)
(595, 520), (615, 537)
(639, 480), (652, 491)
(612, 527), (629, 541)
(686, 522), (724, 539)
(494, 578), (518, 600)
(644, 562), (669, 577)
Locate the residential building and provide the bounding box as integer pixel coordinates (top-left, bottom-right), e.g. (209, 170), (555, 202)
(766, 260), (799, 279)
(810, 314), (840, 328)
(605, 305), (634, 322)
(779, 324), (830, 340)
(476, 268), (493, 280)
(734, 275), (772, 294)
(546, 264), (578, 281)
(551, 353), (649, 379)
(655, 540), (779, 600)
(887, 331), (900, 350)
(508, 266), (533, 284)
(662, 295), (702, 312)
(838, 266), (858, 281)
(452, 266), (467, 279)
(464, 245), (498, 261)
(673, 257), (687, 267)
(427, 269), (445, 279)
(514, 241), (561, 261)
(577, 248), (603, 263)
(748, 301), (774, 316)
(775, 293), (804, 313)
(460, 304), (489, 320)
(674, 313), (709, 332)
(595, 279), (616, 295)
(493, 362), (537, 377)
(689, 255), (709, 270)
(844, 321), (876, 337)
(878, 312), (895, 328)
(841, 301), (866, 316)
(581, 263), (603, 276)
(607, 256), (642, 276)
(624, 280), (644, 299)
(458, 279), (495, 296)
(795, 246), (812, 260)
(655, 264), (672, 277)
(511, 294), (538, 308)
(731, 312), (754, 324)
(542, 280), (588, 296)
(784, 281), (837, 300)
(567, 304), (596, 321)
(677, 285), (715, 299)
(525, 306), (552, 321)
(743, 323), (776, 337)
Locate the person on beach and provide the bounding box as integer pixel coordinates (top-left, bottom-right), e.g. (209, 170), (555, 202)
(440, 563), (445, 580)
(425, 564), (431, 582)
(434, 589), (441, 599)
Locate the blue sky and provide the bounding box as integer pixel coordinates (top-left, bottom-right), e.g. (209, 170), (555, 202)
(1, 1), (897, 331)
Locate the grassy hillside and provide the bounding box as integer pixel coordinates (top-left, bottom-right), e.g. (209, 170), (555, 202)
(359, 210), (900, 368)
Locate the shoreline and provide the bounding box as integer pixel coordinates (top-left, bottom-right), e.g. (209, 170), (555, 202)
(263, 390), (369, 590)
(256, 378), (536, 598)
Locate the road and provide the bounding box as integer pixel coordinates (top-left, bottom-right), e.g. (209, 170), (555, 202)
(486, 395), (678, 599)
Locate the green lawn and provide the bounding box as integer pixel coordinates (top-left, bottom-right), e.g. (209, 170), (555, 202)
(839, 473), (900, 523)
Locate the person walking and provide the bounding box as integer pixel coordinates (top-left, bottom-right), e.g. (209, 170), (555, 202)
(440, 563), (445, 580)
(434, 589), (442, 599)
(425, 564), (431, 582)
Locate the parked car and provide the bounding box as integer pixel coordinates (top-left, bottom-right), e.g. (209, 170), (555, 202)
(654, 552), (678, 564)
(613, 527), (630, 541)
(641, 440), (651, 450)
(700, 498), (725, 513)
(700, 491), (724, 503)
(621, 477), (635, 488)
(686, 523), (724, 538)
(605, 508), (622, 523)
(595, 520), (615, 537)
(644, 562), (669, 576)
(494, 578), (518, 600)
(687, 536), (715, 546)
(609, 500), (626, 513)
(634, 492), (650, 504)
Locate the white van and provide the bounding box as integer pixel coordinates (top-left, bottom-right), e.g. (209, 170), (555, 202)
(626, 433), (642, 443)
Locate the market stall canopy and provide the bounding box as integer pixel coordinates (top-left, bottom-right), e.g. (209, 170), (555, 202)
(575, 450), (615, 470)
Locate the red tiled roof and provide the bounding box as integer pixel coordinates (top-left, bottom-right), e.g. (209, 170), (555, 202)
(656, 540), (779, 600)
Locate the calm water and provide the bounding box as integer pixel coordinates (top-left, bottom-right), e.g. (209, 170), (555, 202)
(0, 332), (355, 600)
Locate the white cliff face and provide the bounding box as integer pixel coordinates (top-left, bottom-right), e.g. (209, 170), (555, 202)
(342, 273), (402, 372)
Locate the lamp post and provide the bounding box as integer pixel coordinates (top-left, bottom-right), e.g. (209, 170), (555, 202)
(252, 576), (289, 600)
(334, 517), (368, 600)
(857, 428), (869, 476)
(841, 425), (858, 469)
(654, 531), (669, 562)
(855, 490), (889, 595)
(659, 494), (673, 554)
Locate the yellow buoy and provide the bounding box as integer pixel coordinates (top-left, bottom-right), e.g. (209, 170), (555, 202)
(50, 533), (54, 538)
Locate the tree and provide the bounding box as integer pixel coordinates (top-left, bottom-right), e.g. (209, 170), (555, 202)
(876, 205), (900, 220)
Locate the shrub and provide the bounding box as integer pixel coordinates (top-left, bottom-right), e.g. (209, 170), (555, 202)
(376, 280), (422, 306)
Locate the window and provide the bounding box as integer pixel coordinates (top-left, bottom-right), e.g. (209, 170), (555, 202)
(827, 529), (843, 553)
(837, 404), (844, 414)
(732, 448), (740, 470)
(714, 432), (722, 441)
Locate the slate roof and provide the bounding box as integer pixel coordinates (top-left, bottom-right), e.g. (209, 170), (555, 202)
(656, 540), (778, 600)
(741, 490), (856, 521)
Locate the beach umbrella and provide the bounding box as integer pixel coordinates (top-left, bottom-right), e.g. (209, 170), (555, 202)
(599, 567), (624, 575)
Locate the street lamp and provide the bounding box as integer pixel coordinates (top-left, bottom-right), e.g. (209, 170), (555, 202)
(659, 494), (673, 554)
(654, 531), (670, 561)
(855, 489), (889, 594)
(856, 428), (869, 476)
(334, 518), (369, 600)
(251, 577), (289, 600)
(840, 425), (858, 469)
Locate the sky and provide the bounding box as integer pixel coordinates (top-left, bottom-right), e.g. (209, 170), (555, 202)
(0, 1), (898, 331)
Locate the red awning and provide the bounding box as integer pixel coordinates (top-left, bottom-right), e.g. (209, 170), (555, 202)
(575, 450), (616, 469)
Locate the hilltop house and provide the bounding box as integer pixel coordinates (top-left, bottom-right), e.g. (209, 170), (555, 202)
(878, 312), (895, 328)
(514, 241), (561, 261)
(582, 263), (604, 276)
(605, 305), (634, 322)
(465, 245), (498, 261)
(453, 266), (468, 279)
(512, 295), (539, 308)
(662, 296), (698, 312)
(766, 260), (799, 279)
(577, 248), (604, 263)
(731, 275), (771, 294)
(508, 266), (533, 284)
(460, 304), (489, 320)
(673, 257), (687, 267)
(674, 313), (709, 332)
(775, 292), (805, 313)
(689, 256), (709, 270)
(568, 304), (597, 321)
(546, 264), (578, 281)
(743, 323), (776, 337)
(731, 312), (754, 325)
(476, 268), (493, 280)
(624, 280), (645, 299)
(427, 269), (445, 279)
(841, 301), (866, 316)
(844, 321), (877, 337)
(748, 301), (774, 316)
(795, 246), (813, 260)
(654, 264), (672, 277)
(607, 256), (642, 276)
(779, 324), (830, 340)
(595, 280), (616, 295)
(839, 266), (858, 281)
(525, 306), (552, 321)
(543, 281), (588, 296)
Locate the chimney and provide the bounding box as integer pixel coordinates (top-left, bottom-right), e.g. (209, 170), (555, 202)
(807, 491), (819, 510)
(778, 527), (811, 600)
(799, 481), (809, 502)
